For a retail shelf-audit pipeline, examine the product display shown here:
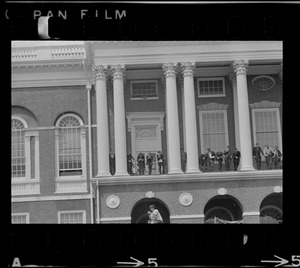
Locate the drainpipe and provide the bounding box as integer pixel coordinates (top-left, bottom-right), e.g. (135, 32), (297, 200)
(96, 180), (100, 224)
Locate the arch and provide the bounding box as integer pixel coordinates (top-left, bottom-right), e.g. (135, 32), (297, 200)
(259, 193), (282, 224)
(11, 115), (28, 129)
(131, 197), (170, 224)
(204, 194), (243, 223)
(12, 106), (38, 128)
(54, 112), (84, 126)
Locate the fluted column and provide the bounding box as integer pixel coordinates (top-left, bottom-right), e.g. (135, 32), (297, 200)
(180, 62), (201, 173)
(232, 60), (255, 171)
(93, 65), (111, 177)
(163, 62), (183, 174)
(111, 64), (129, 176)
(229, 73), (240, 151)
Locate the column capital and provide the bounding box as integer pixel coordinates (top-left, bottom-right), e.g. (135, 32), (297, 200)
(228, 72), (237, 85)
(163, 62), (178, 77)
(232, 59), (249, 75)
(180, 61), (196, 77)
(110, 64), (126, 80)
(92, 65), (109, 81)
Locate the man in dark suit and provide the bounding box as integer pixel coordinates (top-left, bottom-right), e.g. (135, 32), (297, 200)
(137, 153), (145, 175)
(232, 148), (241, 171)
(199, 154), (206, 172)
(146, 152), (153, 175)
(253, 143), (263, 170)
(216, 151), (223, 172)
(223, 146), (232, 171)
(127, 152), (135, 175)
(273, 145), (282, 169)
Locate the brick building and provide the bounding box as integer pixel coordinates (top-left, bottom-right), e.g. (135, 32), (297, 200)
(11, 41), (282, 224)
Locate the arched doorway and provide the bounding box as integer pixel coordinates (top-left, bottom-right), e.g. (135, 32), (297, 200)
(260, 193), (282, 224)
(204, 195), (243, 223)
(131, 198), (170, 223)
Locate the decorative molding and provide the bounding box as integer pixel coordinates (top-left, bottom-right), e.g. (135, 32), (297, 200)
(106, 195), (121, 209)
(273, 186), (282, 193)
(126, 111), (165, 131)
(180, 61), (196, 77)
(162, 62), (178, 77)
(232, 59), (249, 75)
(249, 100), (281, 109)
(11, 179), (40, 196)
(145, 191), (155, 198)
(12, 194), (91, 203)
(179, 193), (193, 206)
(197, 102), (229, 111)
(92, 169), (282, 186)
(251, 75), (276, 91)
(55, 177), (88, 194)
(218, 188), (227, 195)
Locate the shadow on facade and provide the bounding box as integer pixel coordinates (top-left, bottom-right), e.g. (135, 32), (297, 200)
(204, 194), (243, 223)
(131, 197), (170, 224)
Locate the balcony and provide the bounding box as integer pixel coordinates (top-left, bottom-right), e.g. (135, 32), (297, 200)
(91, 169), (282, 186)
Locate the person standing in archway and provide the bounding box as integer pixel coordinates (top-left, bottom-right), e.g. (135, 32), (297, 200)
(147, 205), (163, 224)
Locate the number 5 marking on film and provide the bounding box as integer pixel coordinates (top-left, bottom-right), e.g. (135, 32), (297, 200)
(148, 258), (158, 267)
(292, 255), (300, 267)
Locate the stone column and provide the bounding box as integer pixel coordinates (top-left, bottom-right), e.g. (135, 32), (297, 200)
(180, 62), (201, 173)
(111, 64), (129, 176)
(163, 62), (182, 174)
(229, 73), (240, 151)
(93, 65), (111, 177)
(232, 60), (255, 171)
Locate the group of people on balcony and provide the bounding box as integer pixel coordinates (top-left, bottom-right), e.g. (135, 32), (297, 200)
(253, 143), (282, 170)
(199, 146), (241, 172)
(108, 142), (282, 176)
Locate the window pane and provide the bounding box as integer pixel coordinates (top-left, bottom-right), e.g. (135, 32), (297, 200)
(254, 110), (280, 149)
(60, 212), (84, 224)
(11, 119), (26, 178)
(198, 79), (224, 96)
(58, 116), (82, 173)
(131, 82), (158, 99)
(201, 112), (227, 153)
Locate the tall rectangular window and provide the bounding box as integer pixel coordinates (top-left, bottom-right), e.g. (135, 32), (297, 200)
(11, 119), (26, 178)
(58, 211), (86, 224)
(199, 110), (229, 153)
(252, 108), (282, 152)
(197, 77), (225, 98)
(130, 80), (158, 100)
(58, 115), (82, 176)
